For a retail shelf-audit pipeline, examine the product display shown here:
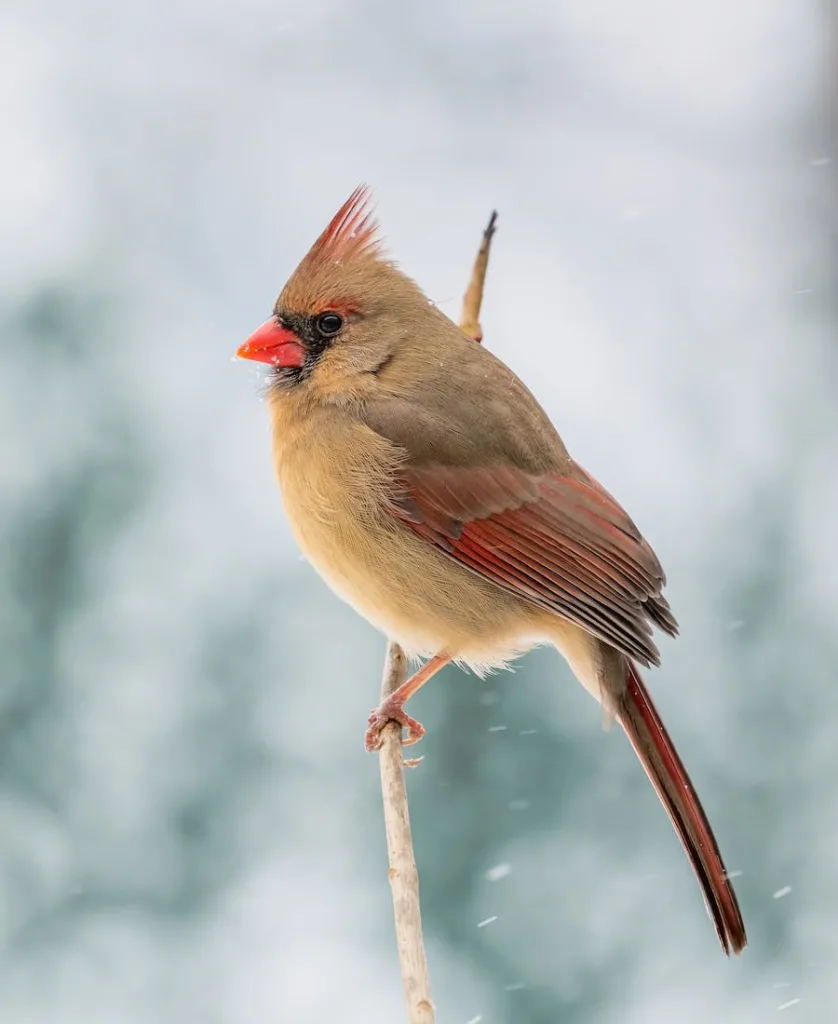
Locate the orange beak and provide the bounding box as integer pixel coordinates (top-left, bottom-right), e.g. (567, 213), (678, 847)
(237, 319), (306, 367)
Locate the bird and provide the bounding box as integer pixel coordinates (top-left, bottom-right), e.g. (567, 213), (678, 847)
(236, 185), (747, 955)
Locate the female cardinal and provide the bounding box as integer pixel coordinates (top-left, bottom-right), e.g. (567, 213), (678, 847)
(237, 186), (746, 955)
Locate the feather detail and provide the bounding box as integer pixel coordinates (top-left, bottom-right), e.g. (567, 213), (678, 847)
(619, 660), (747, 954)
(277, 185), (397, 323)
(302, 184), (381, 270)
(392, 461), (678, 666)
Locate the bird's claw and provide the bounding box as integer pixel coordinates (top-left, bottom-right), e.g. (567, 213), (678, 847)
(364, 699), (426, 752)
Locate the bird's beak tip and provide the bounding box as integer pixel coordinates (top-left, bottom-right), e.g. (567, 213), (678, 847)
(236, 319), (306, 368)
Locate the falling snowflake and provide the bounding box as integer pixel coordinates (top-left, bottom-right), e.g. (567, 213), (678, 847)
(485, 863), (512, 882)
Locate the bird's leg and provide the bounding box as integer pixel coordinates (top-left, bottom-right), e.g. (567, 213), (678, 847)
(365, 651), (452, 752)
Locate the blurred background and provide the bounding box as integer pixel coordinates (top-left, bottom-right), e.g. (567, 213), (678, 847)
(1, 1), (835, 1021)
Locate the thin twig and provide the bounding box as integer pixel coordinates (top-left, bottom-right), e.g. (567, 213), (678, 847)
(459, 210), (498, 344)
(378, 210), (498, 1023)
(378, 642), (434, 1024)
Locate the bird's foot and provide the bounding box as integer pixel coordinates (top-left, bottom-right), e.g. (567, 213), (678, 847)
(364, 697), (425, 752)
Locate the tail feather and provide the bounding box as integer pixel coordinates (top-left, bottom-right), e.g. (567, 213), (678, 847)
(618, 660), (747, 955)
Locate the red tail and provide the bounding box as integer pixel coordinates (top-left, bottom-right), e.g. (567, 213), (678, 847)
(618, 661), (747, 954)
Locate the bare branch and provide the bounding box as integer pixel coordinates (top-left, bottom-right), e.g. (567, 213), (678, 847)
(378, 642), (434, 1023)
(378, 209), (499, 1022)
(459, 210), (498, 344)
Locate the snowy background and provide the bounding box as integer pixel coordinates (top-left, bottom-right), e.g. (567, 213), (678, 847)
(1, 1), (835, 1021)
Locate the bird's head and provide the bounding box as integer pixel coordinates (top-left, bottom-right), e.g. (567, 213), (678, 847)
(237, 186), (436, 399)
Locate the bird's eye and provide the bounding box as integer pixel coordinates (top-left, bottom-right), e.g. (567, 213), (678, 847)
(315, 312), (343, 337)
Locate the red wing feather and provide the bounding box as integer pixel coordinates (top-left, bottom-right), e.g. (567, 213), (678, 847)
(393, 462), (677, 665)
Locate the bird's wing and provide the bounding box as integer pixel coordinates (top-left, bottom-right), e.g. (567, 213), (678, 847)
(365, 397), (676, 665)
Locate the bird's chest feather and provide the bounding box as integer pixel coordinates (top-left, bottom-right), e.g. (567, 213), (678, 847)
(272, 410), (404, 604)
